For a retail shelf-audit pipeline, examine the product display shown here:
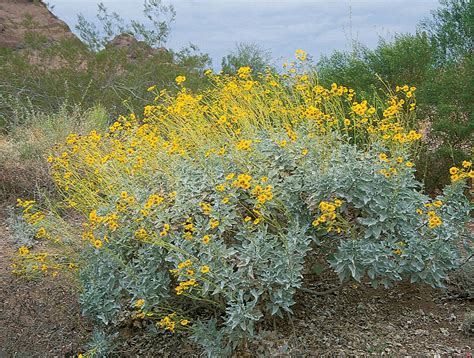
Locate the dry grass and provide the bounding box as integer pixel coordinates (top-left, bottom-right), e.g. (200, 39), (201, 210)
(0, 104), (108, 201)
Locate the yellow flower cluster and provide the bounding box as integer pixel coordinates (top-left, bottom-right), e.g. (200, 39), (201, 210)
(232, 173), (252, 190)
(417, 201), (444, 229)
(134, 228), (148, 240)
(159, 313), (176, 332)
(199, 202), (212, 215)
(378, 153), (415, 178)
(18, 246), (30, 256)
(144, 194), (164, 209)
(16, 199), (45, 225)
(134, 298), (145, 308)
(183, 218), (196, 240)
(209, 218), (220, 229)
(175, 279), (198, 295)
(449, 161), (473, 182)
(160, 223), (171, 237)
(175, 75), (186, 85)
(236, 139), (252, 150)
(395, 84), (417, 105)
(295, 49), (307, 61)
(251, 185), (273, 205)
(312, 199), (344, 233)
(427, 211), (443, 229)
(237, 66), (252, 79)
(13, 244), (76, 278)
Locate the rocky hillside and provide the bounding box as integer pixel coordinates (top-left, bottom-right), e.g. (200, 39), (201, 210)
(0, 0), (80, 49)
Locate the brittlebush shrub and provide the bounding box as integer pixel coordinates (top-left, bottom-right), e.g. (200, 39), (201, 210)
(14, 52), (472, 356)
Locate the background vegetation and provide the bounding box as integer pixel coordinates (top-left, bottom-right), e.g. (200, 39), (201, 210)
(317, 0), (473, 191)
(1, 0), (471, 199)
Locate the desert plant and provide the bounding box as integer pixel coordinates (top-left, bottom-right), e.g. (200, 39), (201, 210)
(76, 0), (176, 52)
(221, 42), (273, 76)
(14, 52), (473, 356)
(317, 0), (473, 192)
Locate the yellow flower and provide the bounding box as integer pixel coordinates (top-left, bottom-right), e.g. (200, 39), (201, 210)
(93, 239), (103, 249)
(159, 314), (176, 332)
(134, 299), (145, 308)
(175, 75), (186, 85)
(200, 265), (210, 273)
(405, 161), (414, 168)
(232, 173), (252, 190)
(36, 227), (47, 238)
(449, 167), (458, 175)
(379, 153), (388, 162)
(237, 66), (252, 79)
(147, 85), (157, 92)
(295, 49), (307, 61)
(225, 173), (235, 181)
(236, 139), (252, 150)
(319, 201), (329, 211)
(18, 246), (30, 256)
(428, 216), (443, 229)
(202, 235), (210, 244)
(209, 219), (219, 229)
(221, 197), (230, 204)
(301, 148), (308, 156)
(462, 160), (471, 168)
(244, 216), (252, 222)
(215, 184), (225, 192)
(433, 200), (443, 208)
(180, 319), (189, 326)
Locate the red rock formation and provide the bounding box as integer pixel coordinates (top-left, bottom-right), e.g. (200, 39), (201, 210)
(105, 33), (168, 59)
(0, 0), (80, 49)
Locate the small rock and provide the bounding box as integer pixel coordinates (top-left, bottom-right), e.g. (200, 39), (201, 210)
(414, 329), (428, 335)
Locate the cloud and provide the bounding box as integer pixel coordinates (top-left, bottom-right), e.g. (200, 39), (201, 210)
(49, 0), (439, 67)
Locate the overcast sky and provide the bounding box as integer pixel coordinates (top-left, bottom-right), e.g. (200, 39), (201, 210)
(48, 0), (440, 68)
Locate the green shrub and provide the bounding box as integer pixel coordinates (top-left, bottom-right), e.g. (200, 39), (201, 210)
(0, 35), (211, 131)
(15, 61), (472, 356)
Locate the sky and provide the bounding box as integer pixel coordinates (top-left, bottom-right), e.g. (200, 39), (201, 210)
(48, 0), (440, 68)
